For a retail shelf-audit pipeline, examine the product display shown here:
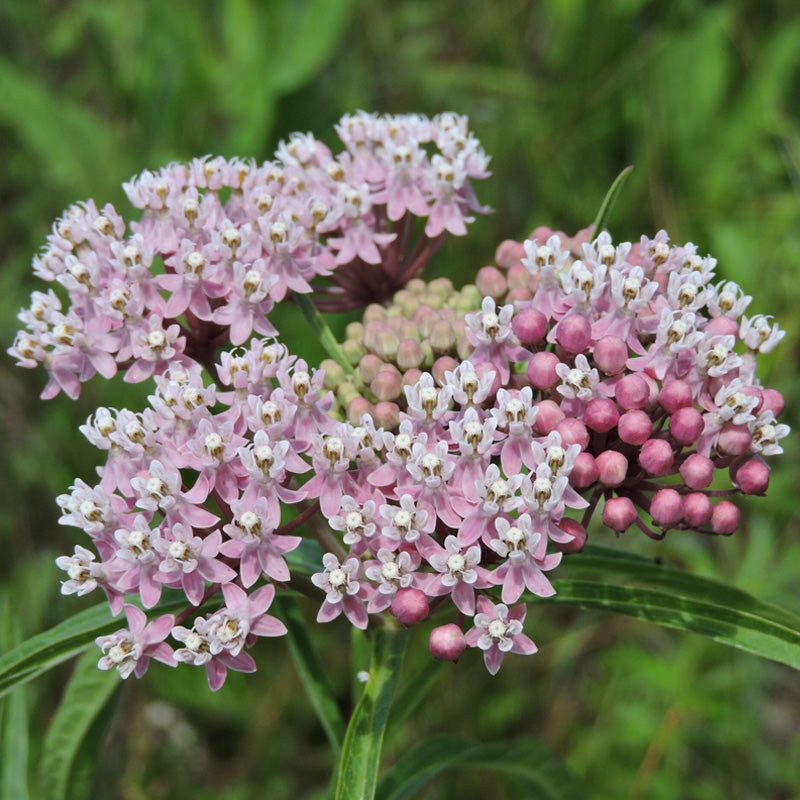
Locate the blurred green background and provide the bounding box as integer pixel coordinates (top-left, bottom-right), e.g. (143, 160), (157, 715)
(2, 0), (800, 798)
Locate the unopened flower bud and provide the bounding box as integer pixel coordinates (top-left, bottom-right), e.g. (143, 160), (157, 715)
(402, 368), (423, 388)
(669, 406), (704, 446)
(506, 286), (534, 304)
(554, 517), (588, 553)
(603, 496), (638, 531)
(615, 374), (649, 410)
(507, 262), (529, 289)
(658, 380), (694, 413)
(347, 397), (374, 425)
(760, 388), (784, 416)
(428, 277), (454, 300)
(512, 307), (548, 346)
(373, 401), (400, 429)
(371, 367), (403, 401)
(679, 453), (714, 489)
(732, 458), (770, 494)
(555, 314), (592, 354)
(593, 335), (628, 375)
(364, 303), (387, 322)
(476, 266), (508, 299)
(429, 320), (456, 353)
(432, 356), (459, 386)
(618, 409), (653, 445)
(710, 501), (740, 535)
(346, 321), (364, 340)
(397, 338), (424, 370)
(527, 351), (560, 390)
(429, 623), (467, 662)
(321, 359), (346, 390)
(532, 400), (565, 435)
(391, 588), (430, 626)
(639, 438), (674, 476)
(495, 239), (526, 268)
(555, 417), (589, 449)
(570, 452), (599, 488)
(342, 338), (366, 365)
(650, 488), (683, 528)
(584, 398), (619, 433)
(704, 316), (739, 338)
(359, 354), (385, 385)
(717, 423), (752, 456)
(596, 450), (628, 487)
(684, 493), (712, 527)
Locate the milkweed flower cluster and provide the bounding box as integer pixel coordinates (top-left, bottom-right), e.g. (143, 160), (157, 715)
(10, 115), (790, 684)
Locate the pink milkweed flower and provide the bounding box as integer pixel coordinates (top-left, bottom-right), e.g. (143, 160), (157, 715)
(465, 596), (537, 675)
(424, 535), (492, 616)
(312, 554), (369, 629)
(96, 604), (176, 679)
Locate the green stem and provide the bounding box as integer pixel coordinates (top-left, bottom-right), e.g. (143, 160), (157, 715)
(292, 291), (355, 374)
(334, 625), (409, 800)
(590, 165), (635, 238)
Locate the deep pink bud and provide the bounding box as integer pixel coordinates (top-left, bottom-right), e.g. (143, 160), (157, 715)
(641, 374), (660, 410)
(650, 488), (684, 528)
(615, 374), (649, 410)
(639, 438), (674, 476)
(532, 400), (565, 435)
(679, 453), (714, 489)
(570, 452), (599, 488)
(432, 356), (459, 385)
(683, 492), (713, 527)
(495, 239), (526, 268)
(527, 351), (560, 390)
(554, 518), (588, 553)
(373, 401), (400, 429)
(596, 450), (628, 487)
(476, 266), (508, 299)
(658, 380), (694, 413)
(704, 316), (739, 338)
(760, 388), (784, 417)
(555, 417), (589, 449)
(593, 335), (628, 375)
(717, 423), (752, 456)
(602, 496), (638, 531)
(733, 458), (770, 494)
(512, 307), (548, 346)
(555, 314), (592, 354)
(391, 588), (430, 626)
(429, 623), (467, 661)
(584, 397), (619, 433)
(617, 409), (653, 445)
(670, 406), (704, 445)
(710, 501), (740, 535)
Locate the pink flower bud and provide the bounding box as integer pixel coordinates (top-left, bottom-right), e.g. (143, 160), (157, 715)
(506, 286), (533, 304)
(669, 406), (703, 445)
(593, 335), (628, 375)
(402, 368), (423, 387)
(602, 496), (638, 531)
(507, 263), (529, 289)
(615, 374), (649, 410)
(527, 351), (560, 390)
(347, 397), (374, 425)
(495, 239), (526, 268)
(683, 492), (712, 527)
(650, 488), (684, 528)
(710, 501), (740, 535)
(373, 401), (400, 429)
(391, 588), (430, 626)
(596, 450), (628, 487)
(532, 400), (565, 435)
(760, 388), (784, 417)
(371, 367), (403, 401)
(512, 307), (548, 346)
(679, 453), (714, 489)
(716, 423), (752, 456)
(584, 397), (619, 433)
(732, 458), (770, 495)
(359, 353), (385, 385)
(658, 379), (694, 413)
(429, 623), (467, 661)
(617, 409), (653, 445)
(704, 316), (739, 338)
(432, 356), (459, 385)
(476, 266), (508, 299)
(639, 438), (674, 476)
(554, 517), (587, 553)
(397, 338), (424, 370)
(429, 320), (457, 354)
(555, 314), (592, 354)
(570, 452), (599, 488)
(555, 417), (589, 449)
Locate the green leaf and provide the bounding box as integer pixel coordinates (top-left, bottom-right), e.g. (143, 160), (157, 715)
(292, 292), (355, 374)
(590, 165), (634, 237)
(534, 544), (800, 670)
(386, 660), (444, 734)
(335, 626), (408, 800)
(376, 735), (582, 800)
(274, 596), (346, 752)
(36, 649), (120, 800)
(0, 599), (187, 701)
(0, 610), (30, 800)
